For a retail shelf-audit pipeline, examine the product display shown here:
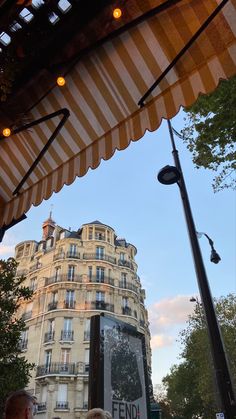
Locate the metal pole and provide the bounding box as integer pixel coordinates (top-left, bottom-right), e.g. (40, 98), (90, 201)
(167, 119), (236, 419)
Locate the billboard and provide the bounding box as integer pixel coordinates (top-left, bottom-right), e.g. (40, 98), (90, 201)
(89, 314), (150, 418)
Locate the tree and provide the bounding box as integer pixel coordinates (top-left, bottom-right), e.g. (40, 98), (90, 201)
(162, 294), (236, 419)
(182, 76), (236, 192)
(0, 258), (34, 415)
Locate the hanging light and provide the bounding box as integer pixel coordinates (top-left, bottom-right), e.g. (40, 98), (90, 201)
(113, 8), (122, 19)
(57, 76), (66, 87)
(2, 128), (11, 137)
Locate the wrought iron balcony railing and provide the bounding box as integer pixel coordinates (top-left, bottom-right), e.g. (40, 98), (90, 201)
(60, 330), (74, 341)
(66, 251), (80, 259)
(55, 402), (69, 410)
(85, 301), (114, 312)
(64, 300), (75, 309)
(37, 403), (47, 412)
(45, 274), (82, 286)
(122, 306), (132, 316)
(36, 363), (76, 377)
(53, 253), (65, 261)
(83, 253), (116, 264)
(118, 281), (138, 293)
(44, 331), (55, 343)
(29, 263), (42, 272)
(139, 320), (145, 327)
(48, 302), (58, 311)
(88, 276), (114, 286)
(118, 259), (134, 270)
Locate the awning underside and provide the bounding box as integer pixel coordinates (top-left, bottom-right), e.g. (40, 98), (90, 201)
(0, 0), (236, 228)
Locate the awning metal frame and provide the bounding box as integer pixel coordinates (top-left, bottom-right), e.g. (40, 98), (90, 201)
(0, 108), (71, 196)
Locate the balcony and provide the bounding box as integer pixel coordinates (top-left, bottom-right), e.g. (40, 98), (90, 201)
(85, 301), (114, 312)
(16, 268), (28, 277)
(36, 363), (76, 377)
(140, 320), (145, 327)
(29, 263), (42, 272)
(45, 274), (82, 286)
(122, 306), (132, 316)
(60, 330), (74, 341)
(55, 402), (69, 410)
(53, 252), (65, 261)
(83, 253), (116, 264)
(119, 281), (138, 293)
(44, 331), (55, 343)
(19, 339), (28, 350)
(48, 302), (58, 311)
(94, 233), (105, 241)
(37, 403), (47, 412)
(89, 276), (114, 286)
(66, 251), (80, 259)
(64, 300), (75, 309)
(22, 311), (32, 321)
(118, 260), (134, 270)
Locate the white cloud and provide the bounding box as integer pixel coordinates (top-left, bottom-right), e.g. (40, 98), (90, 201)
(147, 295), (196, 348)
(0, 232), (17, 258)
(151, 334), (174, 349)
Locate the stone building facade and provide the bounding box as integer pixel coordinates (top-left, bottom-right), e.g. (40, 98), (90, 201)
(15, 217), (151, 418)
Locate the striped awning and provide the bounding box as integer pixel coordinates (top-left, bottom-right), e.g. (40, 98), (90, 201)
(0, 0), (236, 229)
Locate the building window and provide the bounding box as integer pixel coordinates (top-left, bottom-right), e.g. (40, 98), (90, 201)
(88, 228), (93, 240)
(25, 244), (30, 256)
(61, 348), (70, 364)
(30, 277), (37, 291)
(65, 290), (75, 308)
(61, 318), (73, 341)
(96, 291), (105, 302)
(83, 383), (88, 409)
(67, 265), (75, 280)
(16, 246), (24, 258)
(84, 348), (90, 372)
(45, 350), (52, 369)
(55, 266), (61, 280)
(56, 384), (68, 409)
(20, 329), (28, 350)
(121, 273), (127, 287)
(122, 297), (128, 308)
(120, 252), (125, 261)
(88, 266), (92, 280)
(84, 318), (90, 341)
(69, 243), (77, 256)
(96, 246), (104, 260)
(96, 267), (104, 282)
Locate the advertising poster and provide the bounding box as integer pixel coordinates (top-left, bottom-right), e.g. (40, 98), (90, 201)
(89, 314), (150, 418)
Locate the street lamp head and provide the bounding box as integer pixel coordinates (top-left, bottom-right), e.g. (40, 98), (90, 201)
(190, 297), (197, 303)
(157, 165), (181, 185)
(210, 249), (221, 264)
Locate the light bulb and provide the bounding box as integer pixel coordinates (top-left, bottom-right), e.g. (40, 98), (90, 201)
(2, 128), (11, 137)
(113, 8), (122, 19)
(57, 76), (66, 87)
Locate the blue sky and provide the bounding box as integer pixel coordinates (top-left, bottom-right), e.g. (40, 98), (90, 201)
(1, 108), (235, 386)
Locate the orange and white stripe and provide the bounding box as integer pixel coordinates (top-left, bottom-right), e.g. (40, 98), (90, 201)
(0, 0), (236, 227)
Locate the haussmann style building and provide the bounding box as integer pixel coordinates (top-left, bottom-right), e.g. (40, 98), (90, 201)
(15, 216), (152, 418)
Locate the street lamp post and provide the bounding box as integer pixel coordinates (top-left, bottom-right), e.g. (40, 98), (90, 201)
(157, 119), (236, 419)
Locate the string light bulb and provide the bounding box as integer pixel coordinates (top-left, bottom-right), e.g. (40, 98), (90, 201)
(2, 128), (11, 137)
(113, 8), (122, 19)
(57, 76), (66, 87)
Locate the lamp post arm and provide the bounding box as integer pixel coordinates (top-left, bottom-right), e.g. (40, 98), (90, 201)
(167, 119), (235, 418)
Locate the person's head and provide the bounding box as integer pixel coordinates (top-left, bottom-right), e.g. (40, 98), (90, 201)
(104, 411), (112, 419)
(4, 390), (37, 419)
(85, 408), (106, 419)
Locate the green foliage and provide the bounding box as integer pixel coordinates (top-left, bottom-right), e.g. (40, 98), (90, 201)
(182, 76), (236, 192)
(0, 258), (34, 414)
(162, 294), (236, 419)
